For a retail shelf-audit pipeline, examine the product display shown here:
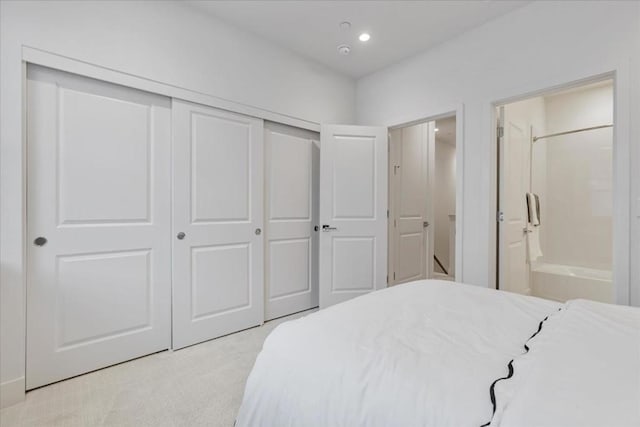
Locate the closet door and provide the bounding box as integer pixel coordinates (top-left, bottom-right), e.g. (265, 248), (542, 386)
(172, 100), (264, 349)
(26, 65), (171, 389)
(265, 123), (319, 320)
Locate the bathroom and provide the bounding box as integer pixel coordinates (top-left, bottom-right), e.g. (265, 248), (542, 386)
(498, 80), (613, 303)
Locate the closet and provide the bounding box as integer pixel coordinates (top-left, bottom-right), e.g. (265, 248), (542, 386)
(25, 65), (317, 388)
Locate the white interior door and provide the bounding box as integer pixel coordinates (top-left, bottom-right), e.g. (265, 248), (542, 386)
(388, 122), (435, 285)
(319, 124), (388, 308)
(26, 65), (171, 389)
(498, 107), (531, 294)
(172, 100), (264, 350)
(265, 123), (319, 320)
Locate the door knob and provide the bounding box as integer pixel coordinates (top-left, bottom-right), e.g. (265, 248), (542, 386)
(255, 228), (262, 235)
(314, 225), (319, 232)
(322, 225), (338, 232)
(177, 232), (186, 240)
(34, 237), (47, 246)
(423, 221), (430, 228)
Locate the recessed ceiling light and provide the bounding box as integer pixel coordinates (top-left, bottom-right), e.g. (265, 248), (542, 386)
(359, 33), (371, 42)
(434, 128), (440, 132)
(337, 44), (351, 55)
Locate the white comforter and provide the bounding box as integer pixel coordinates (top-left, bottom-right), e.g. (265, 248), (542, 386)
(236, 280), (561, 427)
(490, 299), (640, 427)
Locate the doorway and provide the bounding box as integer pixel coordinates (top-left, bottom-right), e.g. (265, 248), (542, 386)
(388, 115), (457, 285)
(496, 79), (614, 303)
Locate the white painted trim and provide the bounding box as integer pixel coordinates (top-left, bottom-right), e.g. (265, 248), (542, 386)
(22, 46), (321, 133)
(0, 377), (25, 408)
(491, 70), (630, 305)
(386, 103), (465, 283)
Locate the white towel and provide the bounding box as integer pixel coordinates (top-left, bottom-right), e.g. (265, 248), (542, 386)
(527, 226), (543, 263)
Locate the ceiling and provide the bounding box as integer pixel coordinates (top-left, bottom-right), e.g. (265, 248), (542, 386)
(187, 1), (530, 78)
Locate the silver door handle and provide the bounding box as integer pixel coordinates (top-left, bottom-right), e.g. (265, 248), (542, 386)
(322, 225), (338, 232)
(423, 221), (430, 228)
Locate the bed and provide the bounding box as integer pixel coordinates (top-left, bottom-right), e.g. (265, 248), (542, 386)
(236, 280), (640, 427)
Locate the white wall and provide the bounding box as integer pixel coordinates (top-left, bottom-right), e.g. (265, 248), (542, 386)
(542, 84), (613, 270)
(434, 140), (456, 272)
(356, 1), (639, 307)
(0, 0), (355, 406)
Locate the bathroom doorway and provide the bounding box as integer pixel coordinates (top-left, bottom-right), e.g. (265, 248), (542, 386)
(496, 79), (614, 303)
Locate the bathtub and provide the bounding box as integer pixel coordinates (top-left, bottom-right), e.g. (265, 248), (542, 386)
(531, 263), (613, 303)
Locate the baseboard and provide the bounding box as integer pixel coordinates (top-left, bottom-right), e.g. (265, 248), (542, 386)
(0, 377), (25, 408)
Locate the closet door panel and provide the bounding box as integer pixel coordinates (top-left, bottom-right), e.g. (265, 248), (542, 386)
(26, 65), (171, 389)
(172, 100), (263, 349)
(265, 123), (319, 320)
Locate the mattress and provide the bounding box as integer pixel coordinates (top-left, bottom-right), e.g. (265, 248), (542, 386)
(236, 280), (562, 426)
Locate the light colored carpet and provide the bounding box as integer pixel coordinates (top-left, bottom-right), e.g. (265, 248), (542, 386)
(0, 309), (315, 427)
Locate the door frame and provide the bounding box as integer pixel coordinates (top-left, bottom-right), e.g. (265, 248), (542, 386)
(490, 71), (631, 306)
(386, 104), (465, 283)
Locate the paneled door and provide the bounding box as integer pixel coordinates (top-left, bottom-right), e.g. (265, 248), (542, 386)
(319, 125), (388, 308)
(498, 107), (531, 295)
(264, 123), (319, 320)
(26, 65), (172, 389)
(172, 100), (264, 349)
(388, 122), (435, 285)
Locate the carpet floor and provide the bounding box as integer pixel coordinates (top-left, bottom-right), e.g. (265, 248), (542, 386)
(0, 309), (315, 427)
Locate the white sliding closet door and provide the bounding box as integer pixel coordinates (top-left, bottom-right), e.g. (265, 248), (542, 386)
(319, 125), (388, 308)
(172, 100), (264, 350)
(26, 65), (172, 389)
(265, 123), (319, 320)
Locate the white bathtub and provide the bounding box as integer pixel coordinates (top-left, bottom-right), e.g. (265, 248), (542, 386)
(531, 263), (613, 303)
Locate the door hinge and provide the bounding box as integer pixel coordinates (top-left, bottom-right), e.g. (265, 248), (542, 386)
(497, 126), (504, 138)
(393, 272), (396, 280)
(386, 275), (389, 283)
(497, 211), (504, 222)
(387, 209), (389, 218)
(394, 219), (397, 227)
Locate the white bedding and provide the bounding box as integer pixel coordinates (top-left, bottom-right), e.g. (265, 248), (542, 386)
(236, 280), (561, 427)
(490, 299), (640, 427)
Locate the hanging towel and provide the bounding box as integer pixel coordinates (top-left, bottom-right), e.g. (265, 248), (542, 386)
(526, 193), (541, 226)
(525, 193), (543, 263)
(527, 226), (543, 263)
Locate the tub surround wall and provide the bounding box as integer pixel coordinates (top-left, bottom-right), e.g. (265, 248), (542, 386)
(541, 84), (614, 271)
